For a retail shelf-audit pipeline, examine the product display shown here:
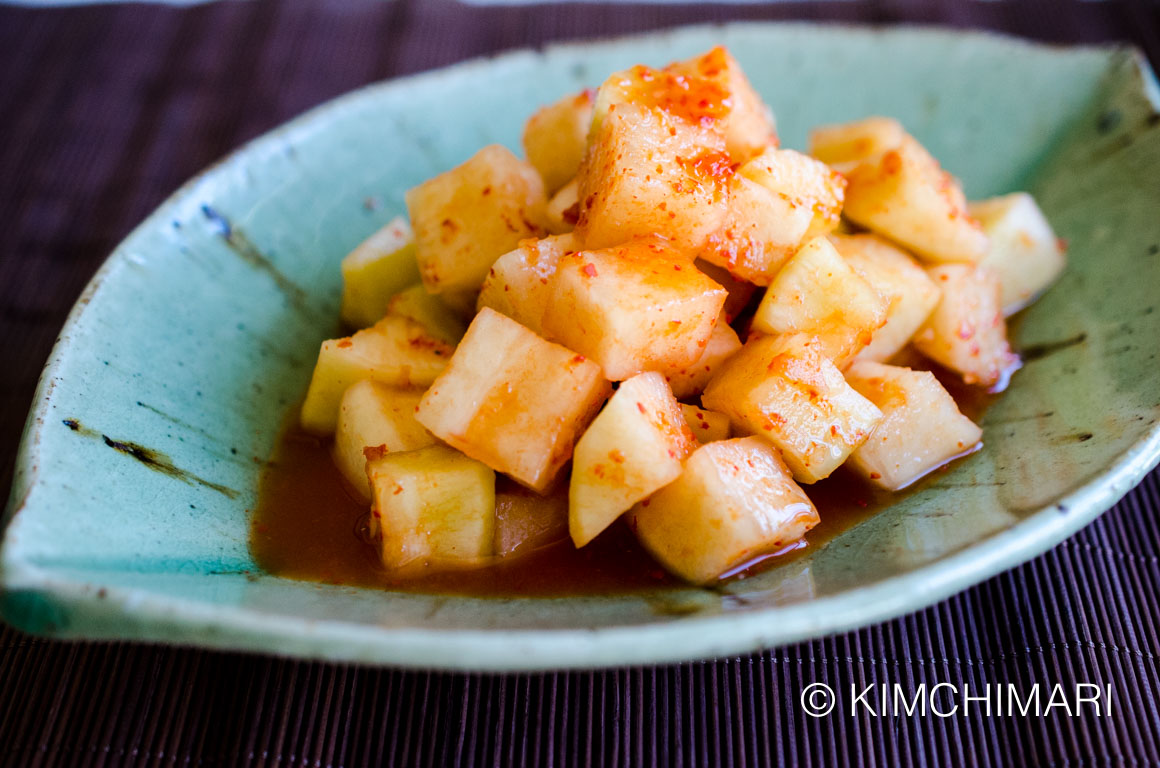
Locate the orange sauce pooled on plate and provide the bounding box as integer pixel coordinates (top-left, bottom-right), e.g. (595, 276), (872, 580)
(249, 426), (677, 596)
(249, 356), (996, 596)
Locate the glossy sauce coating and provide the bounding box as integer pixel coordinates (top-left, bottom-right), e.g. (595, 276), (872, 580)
(249, 356), (992, 597)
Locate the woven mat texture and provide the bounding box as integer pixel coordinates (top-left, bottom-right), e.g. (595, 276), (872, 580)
(1, 1), (1159, 766)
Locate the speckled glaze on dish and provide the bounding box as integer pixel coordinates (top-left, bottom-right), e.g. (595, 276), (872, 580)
(2, 24), (1159, 670)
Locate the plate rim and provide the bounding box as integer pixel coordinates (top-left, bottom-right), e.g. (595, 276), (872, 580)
(3, 22), (1159, 670)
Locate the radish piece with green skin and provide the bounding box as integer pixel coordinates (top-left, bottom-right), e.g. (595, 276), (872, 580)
(332, 381), (435, 499)
(367, 444), (496, 572)
(300, 315), (451, 435)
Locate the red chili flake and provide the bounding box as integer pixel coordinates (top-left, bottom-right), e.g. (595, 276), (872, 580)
(637, 402), (647, 414)
(336, 339), (353, 348)
(572, 354), (586, 364)
(582, 263), (598, 277)
(393, 484), (404, 495)
(882, 151), (903, 175)
(869, 472), (881, 480)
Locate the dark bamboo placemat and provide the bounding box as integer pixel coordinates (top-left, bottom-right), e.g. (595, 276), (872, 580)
(1, 1), (1159, 765)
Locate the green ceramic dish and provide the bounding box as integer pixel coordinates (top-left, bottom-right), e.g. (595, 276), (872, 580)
(3, 24), (1159, 670)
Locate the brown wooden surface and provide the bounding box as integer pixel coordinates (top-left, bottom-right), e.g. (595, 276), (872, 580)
(1, 1), (1159, 765)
